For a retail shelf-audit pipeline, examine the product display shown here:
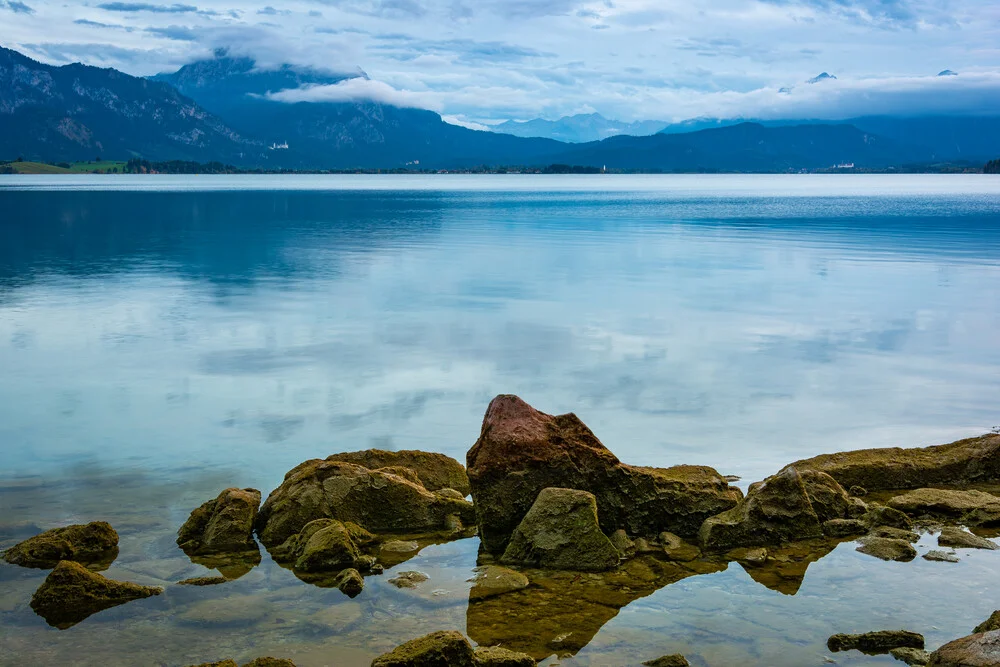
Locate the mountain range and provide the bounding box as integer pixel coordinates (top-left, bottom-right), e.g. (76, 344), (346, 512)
(1, 45), (997, 171)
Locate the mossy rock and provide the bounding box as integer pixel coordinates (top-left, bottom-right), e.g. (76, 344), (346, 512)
(325, 449), (471, 495)
(177, 488), (261, 556)
(371, 630), (476, 666)
(3, 522), (118, 569)
(828, 630), (924, 654)
(887, 488), (1000, 526)
(30, 560), (162, 629)
(855, 536), (916, 561)
(500, 488), (620, 572)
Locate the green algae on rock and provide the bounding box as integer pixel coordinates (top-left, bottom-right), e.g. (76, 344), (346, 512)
(828, 630), (924, 654)
(325, 449), (471, 495)
(255, 460), (475, 548)
(3, 521), (118, 570)
(500, 487), (620, 572)
(974, 610), (1000, 633)
(177, 487), (261, 555)
(467, 395), (740, 554)
(890, 647), (931, 665)
(887, 488), (1000, 526)
(30, 559), (163, 629)
(790, 433), (1000, 491)
(642, 655), (690, 667)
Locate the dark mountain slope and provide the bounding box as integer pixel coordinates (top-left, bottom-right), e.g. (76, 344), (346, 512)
(153, 54), (565, 169)
(0, 46), (256, 163)
(550, 122), (921, 171)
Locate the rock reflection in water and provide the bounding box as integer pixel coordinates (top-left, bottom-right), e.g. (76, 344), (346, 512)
(185, 547), (263, 581)
(733, 538), (843, 596)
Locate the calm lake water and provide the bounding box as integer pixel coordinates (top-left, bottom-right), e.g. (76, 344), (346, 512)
(1, 174), (999, 666)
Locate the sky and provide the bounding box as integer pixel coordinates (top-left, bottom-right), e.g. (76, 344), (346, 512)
(3, 0), (1000, 125)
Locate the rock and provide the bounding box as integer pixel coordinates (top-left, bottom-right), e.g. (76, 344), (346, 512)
(856, 536), (917, 561)
(728, 547), (768, 565)
(466, 395), (741, 553)
(382, 540), (421, 553)
(177, 488), (261, 556)
(389, 571), (429, 589)
(659, 532), (701, 562)
(443, 514), (464, 532)
(828, 630), (925, 654)
(823, 519), (867, 537)
(268, 518), (375, 573)
(888, 488), (1000, 525)
(974, 611), (1000, 633)
(178, 576), (229, 586)
(468, 565), (528, 601)
(634, 537), (659, 554)
(243, 660), (296, 667)
(850, 485), (868, 497)
(642, 656), (690, 667)
(863, 504), (913, 530)
(927, 630), (1000, 666)
(609, 529), (635, 559)
(790, 433), (1000, 491)
(188, 662), (238, 667)
(500, 488), (620, 572)
(890, 647), (930, 665)
(699, 467), (853, 551)
(3, 522), (118, 569)
(437, 488), (466, 500)
(473, 646), (536, 666)
(371, 630), (476, 666)
(336, 568), (364, 597)
(325, 449), (471, 495)
(922, 550), (959, 563)
(30, 560), (163, 629)
(256, 461), (475, 547)
(938, 526), (997, 550)
(869, 526), (920, 543)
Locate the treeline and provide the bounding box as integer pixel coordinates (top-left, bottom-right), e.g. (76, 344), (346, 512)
(123, 159), (243, 174)
(986, 159), (1000, 174)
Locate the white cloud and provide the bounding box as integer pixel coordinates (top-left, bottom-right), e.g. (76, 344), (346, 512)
(266, 77), (441, 110)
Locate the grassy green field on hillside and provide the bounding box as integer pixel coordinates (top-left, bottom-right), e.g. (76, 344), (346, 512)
(2, 160), (127, 174)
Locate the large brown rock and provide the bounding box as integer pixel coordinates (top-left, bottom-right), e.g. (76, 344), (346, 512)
(177, 488), (261, 555)
(256, 461), (475, 548)
(326, 449), (471, 495)
(887, 488), (1000, 526)
(790, 433), (1000, 491)
(466, 395), (740, 553)
(698, 467), (853, 551)
(30, 560), (163, 629)
(500, 488), (620, 572)
(927, 630), (1000, 666)
(3, 521), (118, 569)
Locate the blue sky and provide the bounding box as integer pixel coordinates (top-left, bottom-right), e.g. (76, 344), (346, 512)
(3, 0), (1000, 124)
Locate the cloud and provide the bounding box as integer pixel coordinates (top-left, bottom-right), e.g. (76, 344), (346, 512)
(145, 24), (197, 40)
(371, 36), (556, 64)
(315, 0), (427, 19)
(2, 0), (34, 13)
(267, 77), (440, 110)
(759, 0), (954, 28)
(97, 2), (199, 12)
(257, 5), (290, 15)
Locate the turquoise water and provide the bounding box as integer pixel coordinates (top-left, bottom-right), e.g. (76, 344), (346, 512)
(1, 174), (1000, 666)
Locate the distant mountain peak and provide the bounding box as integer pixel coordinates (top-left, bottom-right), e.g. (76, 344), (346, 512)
(491, 112), (667, 143)
(938, 69), (958, 76)
(807, 72), (837, 84)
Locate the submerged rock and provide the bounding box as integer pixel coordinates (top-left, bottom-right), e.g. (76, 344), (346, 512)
(389, 571), (429, 589)
(500, 488), (620, 572)
(888, 488), (1000, 525)
(660, 532), (701, 562)
(856, 536), (917, 562)
(30, 560), (163, 629)
(823, 519), (868, 537)
(177, 488), (261, 555)
(699, 467), (853, 551)
(609, 529), (636, 559)
(325, 449), (471, 495)
(473, 646), (536, 666)
(642, 656), (690, 667)
(790, 433), (1000, 491)
(938, 526), (997, 550)
(922, 550), (959, 563)
(927, 630), (1000, 666)
(3, 522), (118, 569)
(468, 565), (529, 601)
(256, 461), (474, 548)
(974, 610), (1000, 633)
(466, 395), (740, 553)
(890, 647), (930, 665)
(828, 630), (924, 654)
(178, 575), (229, 586)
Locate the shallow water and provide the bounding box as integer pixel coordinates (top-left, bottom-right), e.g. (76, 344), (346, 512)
(1, 174), (1000, 666)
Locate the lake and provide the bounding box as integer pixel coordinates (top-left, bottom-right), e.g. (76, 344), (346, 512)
(1, 174), (999, 666)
